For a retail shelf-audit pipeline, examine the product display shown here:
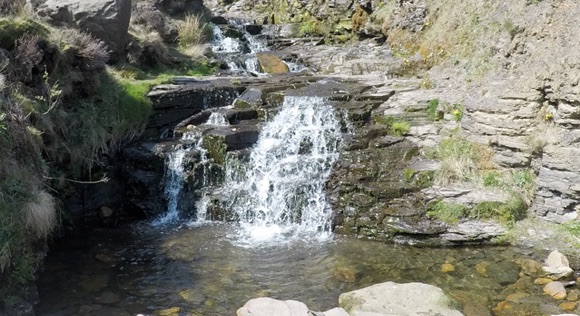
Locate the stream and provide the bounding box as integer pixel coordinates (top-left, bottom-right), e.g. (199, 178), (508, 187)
(36, 222), (537, 315)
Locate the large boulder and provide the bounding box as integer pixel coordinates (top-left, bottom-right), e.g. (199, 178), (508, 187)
(37, 0), (132, 61)
(237, 297), (309, 316)
(339, 282), (464, 316)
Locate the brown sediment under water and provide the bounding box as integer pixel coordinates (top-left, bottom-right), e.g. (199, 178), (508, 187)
(36, 221), (548, 315)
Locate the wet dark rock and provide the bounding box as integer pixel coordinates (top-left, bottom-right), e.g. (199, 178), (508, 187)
(224, 108), (259, 124)
(487, 260), (520, 285)
(210, 16), (229, 25)
(245, 24), (263, 35)
(234, 88), (264, 109)
(205, 123), (260, 151)
(121, 143), (166, 216)
(145, 81), (245, 138)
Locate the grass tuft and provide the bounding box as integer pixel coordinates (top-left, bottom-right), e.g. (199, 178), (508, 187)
(24, 190), (57, 239)
(177, 14), (209, 47)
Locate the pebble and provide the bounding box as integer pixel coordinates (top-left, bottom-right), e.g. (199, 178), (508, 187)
(544, 281), (567, 300)
(534, 277), (553, 285)
(441, 263), (455, 273)
(559, 301), (577, 312)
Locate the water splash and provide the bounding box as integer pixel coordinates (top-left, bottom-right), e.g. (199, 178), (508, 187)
(223, 96), (343, 246)
(206, 112), (230, 126)
(211, 27), (242, 54)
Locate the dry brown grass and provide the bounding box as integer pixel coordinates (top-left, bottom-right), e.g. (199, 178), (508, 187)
(24, 190), (57, 239)
(177, 14), (207, 47)
(181, 44), (208, 59)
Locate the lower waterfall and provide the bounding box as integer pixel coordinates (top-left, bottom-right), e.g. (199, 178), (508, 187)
(222, 96), (343, 245)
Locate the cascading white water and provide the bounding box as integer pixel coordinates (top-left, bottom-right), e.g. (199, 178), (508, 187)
(223, 96), (343, 245)
(211, 21), (307, 75)
(154, 132), (209, 225)
(206, 112), (230, 126)
(211, 27), (242, 54)
(153, 145), (190, 225)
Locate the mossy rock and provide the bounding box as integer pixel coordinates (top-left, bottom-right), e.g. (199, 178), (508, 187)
(0, 18), (49, 50)
(255, 52), (289, 74)
(202, 135), (227, 165)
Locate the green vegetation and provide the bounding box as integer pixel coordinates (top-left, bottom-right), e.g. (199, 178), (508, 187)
(202, 135), (228, 165)
(427, 133), (536, 225)
(374, 115), (411, 136)
(298, 19), (329, 37)
(404, 169), (435, 188)
(427, 197), (527, 227)
(429, 135), (481, 185)
(427, 99), (442, 121)
(0, 10), (216, 312)
(426, 201), (468, 224)
(390, 120), (410, 136)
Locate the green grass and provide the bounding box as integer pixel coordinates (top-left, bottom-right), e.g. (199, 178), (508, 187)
(427, 200), (468, 224)
(427, 99), (442, 121)
(429, 135), (479, 185)
(391, 120), (410, 136)
(482, 170), (501, 187)
(374, 115), (411, 136)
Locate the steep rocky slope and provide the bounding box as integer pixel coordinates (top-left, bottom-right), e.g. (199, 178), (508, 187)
(207, 0), (580, 226)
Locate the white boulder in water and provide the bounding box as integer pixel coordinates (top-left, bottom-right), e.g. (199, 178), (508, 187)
(237, 297), (309, 316)
(543, 250), (574, 280)
(339, 282), (464, 316)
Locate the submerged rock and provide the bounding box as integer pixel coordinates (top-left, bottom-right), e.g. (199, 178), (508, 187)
(543, 250), (574, 280)
(544, 281), (567, 300)
(338, 282), (463, 316)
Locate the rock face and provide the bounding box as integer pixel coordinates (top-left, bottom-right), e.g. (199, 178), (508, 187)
(37, 0), (132, 60)
(339, 282), (464, 316)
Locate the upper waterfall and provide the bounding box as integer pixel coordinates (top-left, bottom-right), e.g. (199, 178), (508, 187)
(222, 96), (343, 245)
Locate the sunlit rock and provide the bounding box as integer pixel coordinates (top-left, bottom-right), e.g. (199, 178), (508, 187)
(543, 250), (574, 280)
(237, 297), (309, 316)
(339, 282), (463, 316)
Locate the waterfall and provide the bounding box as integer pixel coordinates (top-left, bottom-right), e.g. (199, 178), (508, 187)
(206, 112), (230, 126)
(153, 132), (207, 225)
(223, 96), (343, 245)
(211, 21), (306, 75)
(153, 144), (190, 225)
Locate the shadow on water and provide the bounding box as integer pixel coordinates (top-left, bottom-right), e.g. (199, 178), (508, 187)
(36, 221), (541, 316)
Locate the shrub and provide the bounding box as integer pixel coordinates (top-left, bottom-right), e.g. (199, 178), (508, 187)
(14, 35), (43, 82)
(53, 28), (110, 71)
(0, 18), (48, 50)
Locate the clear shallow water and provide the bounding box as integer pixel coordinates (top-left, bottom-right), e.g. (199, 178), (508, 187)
(36, 222), (542, 316)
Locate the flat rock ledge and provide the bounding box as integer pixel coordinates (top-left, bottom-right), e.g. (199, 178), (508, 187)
(237, 282), (463, 316)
